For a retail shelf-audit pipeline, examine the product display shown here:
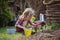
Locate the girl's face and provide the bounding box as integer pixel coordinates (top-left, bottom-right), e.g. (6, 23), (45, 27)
(26, 15), (32, 21)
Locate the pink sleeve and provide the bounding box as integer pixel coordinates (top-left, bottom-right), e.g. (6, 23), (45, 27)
(15, 17), (24, 26)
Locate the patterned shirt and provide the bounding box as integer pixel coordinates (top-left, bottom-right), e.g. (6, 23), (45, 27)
(15, 16), (24, 26)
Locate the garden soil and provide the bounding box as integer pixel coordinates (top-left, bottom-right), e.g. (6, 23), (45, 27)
(14, 28), (60, 40)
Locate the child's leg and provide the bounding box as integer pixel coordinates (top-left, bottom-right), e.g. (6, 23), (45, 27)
(19, 28), (24, 34)
(16, 27), (24, 34)
(16, 27), (21, 32)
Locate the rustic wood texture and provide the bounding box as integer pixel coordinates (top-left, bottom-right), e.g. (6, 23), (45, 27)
(43, 0), (60, 24)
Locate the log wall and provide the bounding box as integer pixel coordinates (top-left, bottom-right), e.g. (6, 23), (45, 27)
(43, 0), (60, 24)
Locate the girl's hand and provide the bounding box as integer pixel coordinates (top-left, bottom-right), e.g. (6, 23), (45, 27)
(32, 24), (36, 26)
(23, 27), (26, 30)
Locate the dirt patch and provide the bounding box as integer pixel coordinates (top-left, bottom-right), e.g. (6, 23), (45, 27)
(14, 28), (60, 40)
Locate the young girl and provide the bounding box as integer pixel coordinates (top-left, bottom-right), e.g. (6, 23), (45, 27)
(15, 8), (35, 33)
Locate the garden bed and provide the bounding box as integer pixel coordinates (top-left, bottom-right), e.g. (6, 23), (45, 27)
(14, 28), (60, 40)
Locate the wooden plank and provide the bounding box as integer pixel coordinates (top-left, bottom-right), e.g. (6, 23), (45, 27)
(47, 17), (60, 20)
(47, 7), (60, 10)
(46, 14), (60, 16)
(46, 11), (60, 14)
(54, 0), (60, 1)
(46, 16), (60, 18)
(50, 21), (60, 23)
(46, 4), (60, 10)
(43, 0), (60, 5)
(46, 10), (60, 12)
(46, 8), (59, 10)
(43, 0), (54, 5)
(46, 4), (60, 8)
(47, 19), (60, 23)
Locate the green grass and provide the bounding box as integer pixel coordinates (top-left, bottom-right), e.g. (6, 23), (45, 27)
(0, 27), (22, 40)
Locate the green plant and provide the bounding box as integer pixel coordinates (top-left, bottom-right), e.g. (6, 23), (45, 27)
(0, 0), (14, 27)
(46, 23), (60, 30)
(51, 23), (60, 29)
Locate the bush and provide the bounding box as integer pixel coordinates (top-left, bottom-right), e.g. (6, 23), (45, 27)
(0, 0), (14, 27)
(51, 23), (60, 29)
(46, 23), (60, 30)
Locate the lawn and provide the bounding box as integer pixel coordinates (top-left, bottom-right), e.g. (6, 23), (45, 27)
(0, 27), (22, 40)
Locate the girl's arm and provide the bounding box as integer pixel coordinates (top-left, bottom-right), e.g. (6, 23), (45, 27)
(15, 19), (26, 29)
(15, 24), (26, 29)
(29, 20), (34, 25)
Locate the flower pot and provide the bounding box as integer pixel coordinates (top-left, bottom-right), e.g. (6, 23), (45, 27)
(24, 29), (32, 37)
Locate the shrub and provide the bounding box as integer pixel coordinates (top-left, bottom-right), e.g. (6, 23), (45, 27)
(51, 23), (60, 29)
(0, 0), (14, 27)
(46, 23), (60, 30)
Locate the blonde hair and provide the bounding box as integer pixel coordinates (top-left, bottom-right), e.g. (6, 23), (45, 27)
(22, 8), (35, 16)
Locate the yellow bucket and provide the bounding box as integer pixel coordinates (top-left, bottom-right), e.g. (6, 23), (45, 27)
(24, 29), (32, 37)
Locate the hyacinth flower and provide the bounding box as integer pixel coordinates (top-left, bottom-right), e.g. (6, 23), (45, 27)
(31, 24), (36, 29)
(31, 24), (37, 32)
(34, 22), (40, 32)
(35, 22), (40, 26)
(31, 22), (40, 32)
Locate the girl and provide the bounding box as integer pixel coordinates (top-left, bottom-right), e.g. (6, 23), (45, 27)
(15, 8), (35, 33)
